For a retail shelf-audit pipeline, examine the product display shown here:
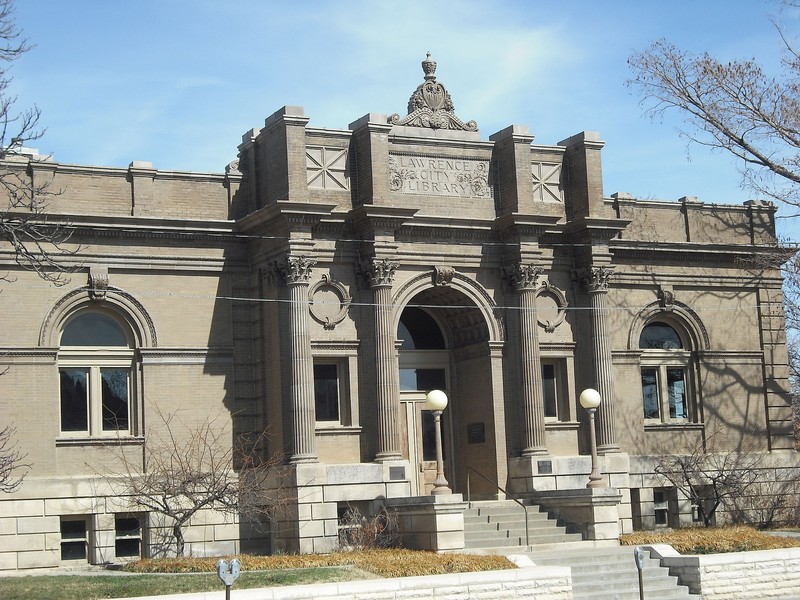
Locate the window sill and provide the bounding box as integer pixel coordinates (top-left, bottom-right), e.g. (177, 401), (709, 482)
(644, 422), (703, 432)
(56, 436), (145, 447)
(544, 421), (580, 431)
(315, 425), (362, 435)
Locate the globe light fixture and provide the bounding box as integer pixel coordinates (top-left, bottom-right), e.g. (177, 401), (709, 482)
(579, 388), (604, 489)
(425, 389), (452, 495)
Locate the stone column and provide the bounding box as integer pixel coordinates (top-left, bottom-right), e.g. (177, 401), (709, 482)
(278, 255), (318, 463)
(579, 266), (619, 453)
(507, 263), (548, 456)
(364, 257), (401, 462)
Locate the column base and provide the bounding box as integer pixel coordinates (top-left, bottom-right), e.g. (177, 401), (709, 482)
(374, 452), (403, 463)
(521, 446), (548, 458)
(289, 453), (319, 464)
(597, 443), (620, 455)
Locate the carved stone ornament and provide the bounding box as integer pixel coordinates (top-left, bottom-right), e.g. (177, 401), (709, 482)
(576, 266), (614, 293)
(308, 274), (352, 330)
(361, 257), (400, 288)
(88, 267), (109, 301)
(503, 263), (544, 291)
(658, 286), (676, 311)
(388, 52), (478, 132)
(433, 266), (455, 286)
(536, 281), (568, 333)
(276, 255), (316, 285)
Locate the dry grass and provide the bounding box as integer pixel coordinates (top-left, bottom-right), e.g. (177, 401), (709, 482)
(127, 549), (515, 578)
(620, 525), (800, 554)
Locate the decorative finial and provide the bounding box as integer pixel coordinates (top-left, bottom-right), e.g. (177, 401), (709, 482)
(422, 52), (437, 81)
(388, 52), (478, 132)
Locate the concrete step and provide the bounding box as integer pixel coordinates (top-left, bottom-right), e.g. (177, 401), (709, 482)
(526, 545), (700, 600)
(463, 499), (582, 550)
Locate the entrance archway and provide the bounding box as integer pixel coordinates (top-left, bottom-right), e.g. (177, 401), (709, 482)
(395, 283), (504, 498)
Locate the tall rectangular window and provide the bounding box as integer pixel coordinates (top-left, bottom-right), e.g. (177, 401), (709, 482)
(542, 364), (557, 418)
(641, 368), (660, 419)
(667, 368), (686, 419)
(60, 369), (89, 432)
(101, 368), (130, 431)
(314, 363), (340, 421)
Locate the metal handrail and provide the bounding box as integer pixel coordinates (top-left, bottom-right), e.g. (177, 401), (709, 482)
(466, 466), (529, 547)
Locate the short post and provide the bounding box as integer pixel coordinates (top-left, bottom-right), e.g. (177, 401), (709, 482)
(425, 389), (452, 495)
(216, 558), (242, 600)
(633, 546), (646, 599)
(579, 388), (603, 488)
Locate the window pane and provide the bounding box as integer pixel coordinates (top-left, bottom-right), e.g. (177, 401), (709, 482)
(398, 307), (445, 350)
(60, 369), (88, 432)
(314, 364), (339, 421)
(542, 364), (557, 418)
(102, 368), (130, 431)
(667, 368), (687, 419)
(639, 322), (683, 350)
(61, 312), (129, 347)
(399, 368), (446, 391)
(641, 368), (660, 419)
(60, 519), (87, 561)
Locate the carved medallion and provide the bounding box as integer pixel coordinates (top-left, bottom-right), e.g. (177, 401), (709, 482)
(309, 274), (351, 330)
(433, 266), (455, 286)
(536, 281), (568, 333)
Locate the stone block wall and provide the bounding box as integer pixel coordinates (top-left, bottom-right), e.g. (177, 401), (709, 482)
(649, 544), (800, 599)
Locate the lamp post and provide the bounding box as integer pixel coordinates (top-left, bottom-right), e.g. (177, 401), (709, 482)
(579, 388), (604, 489)
(425, 389), (452, 495)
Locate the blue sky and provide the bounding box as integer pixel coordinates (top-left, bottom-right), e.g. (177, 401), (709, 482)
(12, 0), (800, 238)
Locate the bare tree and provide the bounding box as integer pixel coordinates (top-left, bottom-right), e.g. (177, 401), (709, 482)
(0, 423), (28, 492)
(653, 429), (800, 527)
(106, 408), (283, 557)
(627, 4), (800, 214)
(0, 0), (72, 284)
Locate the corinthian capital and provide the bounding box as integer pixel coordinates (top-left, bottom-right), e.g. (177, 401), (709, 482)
(576, 266), (614, 293)
(361, 257), (400, 288)
(504, 263), (544, 291)
(277, 255), (316, 285)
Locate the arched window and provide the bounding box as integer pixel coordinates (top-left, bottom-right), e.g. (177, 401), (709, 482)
(639, 321), (694, 423)
(58, 310), (136, 437)
(397, 307), (447, 391)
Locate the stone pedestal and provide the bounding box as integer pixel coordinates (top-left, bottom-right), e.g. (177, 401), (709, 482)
(386, 494), (468, 552)
(534, 488), (622, 540)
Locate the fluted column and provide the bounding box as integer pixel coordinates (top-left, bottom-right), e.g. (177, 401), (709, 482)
(363, 258), (401, 462)
(579, 266), (619, 453)
(278, 255), (318, 463)
(506, 263), (548, 456)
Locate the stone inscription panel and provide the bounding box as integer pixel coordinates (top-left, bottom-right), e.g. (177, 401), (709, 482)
(389, 153), (493, 198)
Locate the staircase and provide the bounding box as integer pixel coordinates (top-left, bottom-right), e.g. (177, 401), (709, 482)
(463, 500), (582, 550)
(526, 544), (700, 600)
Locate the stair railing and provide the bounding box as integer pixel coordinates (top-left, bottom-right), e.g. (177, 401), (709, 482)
(466, 466), (529, 547)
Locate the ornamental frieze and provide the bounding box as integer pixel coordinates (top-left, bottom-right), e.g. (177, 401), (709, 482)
(389, 154), (492, 198)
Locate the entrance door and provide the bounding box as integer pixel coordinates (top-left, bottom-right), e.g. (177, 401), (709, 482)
(399, 359), (453, 495)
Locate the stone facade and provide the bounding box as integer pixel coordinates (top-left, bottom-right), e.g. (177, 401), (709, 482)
(0, 54), (797, 569)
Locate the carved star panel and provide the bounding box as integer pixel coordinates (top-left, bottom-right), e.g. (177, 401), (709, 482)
(307, 147), (349, 190)
(531, 162), (563, 203)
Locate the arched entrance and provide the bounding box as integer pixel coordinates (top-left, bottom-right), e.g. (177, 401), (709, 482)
(395, 284), (504, 498)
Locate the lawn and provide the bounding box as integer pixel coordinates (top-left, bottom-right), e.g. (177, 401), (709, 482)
(620, 525), (800, 554)
(0, 550), (515, 600)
